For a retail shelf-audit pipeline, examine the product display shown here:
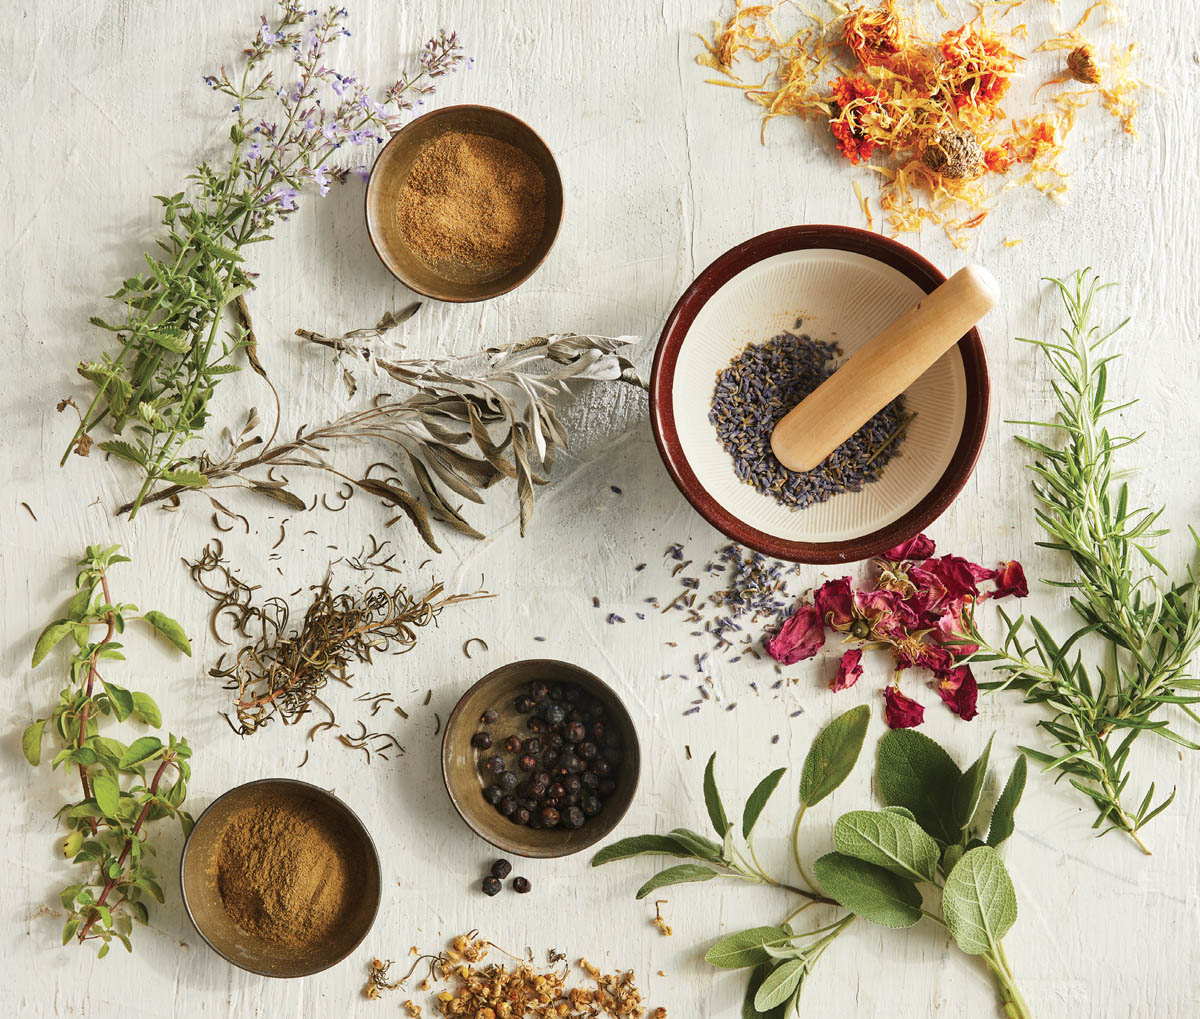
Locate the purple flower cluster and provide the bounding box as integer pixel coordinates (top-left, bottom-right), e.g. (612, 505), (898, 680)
(203, 3), (467, 226)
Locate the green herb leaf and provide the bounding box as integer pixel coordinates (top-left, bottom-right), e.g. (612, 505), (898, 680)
(753, 957), (807, 1012)
(953, 734), (994, 836)
(666, 828), (726, 862)
(941, 846), (1018, 954)
(705, 926), (793, 969)
(91, 772), (120, 819)
(742, 768), (787, 840)
(119, 736), (164, 770)
(833, 809), (940, 883)
(143, 611), (192, 656)
(811, 852), (922, 928)
(22, 719), (46, 766)
(743, 964), (787, 1019)
(703, 753), (730, 837)
(32, 619), (74, 667)
(62, 915), (81, 945)
(101, 679), (134, 722)
(876, 729), (962, 843)
(131, 691), (162, 727)
(799, 705), (869, 808)
(987, 756), (1028, 848)
(635, 864), (718, 900)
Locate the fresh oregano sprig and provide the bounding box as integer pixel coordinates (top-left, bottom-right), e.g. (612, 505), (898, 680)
(964, 270), (1200, 854)
(59, 4), (465, 518)
(594, 708), (1033, 1019)
(23, 545), (195, 957)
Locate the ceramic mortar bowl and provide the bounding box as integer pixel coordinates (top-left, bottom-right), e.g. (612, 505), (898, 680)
(179, 778), (381, 977)
(365, 103), (563, 302)
(442, 660), (640, 859)
(651, 224), (990, 565)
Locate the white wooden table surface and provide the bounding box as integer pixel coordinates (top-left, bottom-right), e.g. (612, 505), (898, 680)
(4, 1), (1199, 1016)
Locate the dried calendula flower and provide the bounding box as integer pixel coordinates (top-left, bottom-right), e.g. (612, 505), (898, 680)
(403, 1001), (422, 1018)
(921, 129), (984, 180)
(1068, 44), (1101, 84)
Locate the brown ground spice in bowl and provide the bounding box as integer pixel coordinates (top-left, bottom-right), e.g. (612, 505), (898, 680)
(215, 794), (355, 949)
(398, 130), (547, 281)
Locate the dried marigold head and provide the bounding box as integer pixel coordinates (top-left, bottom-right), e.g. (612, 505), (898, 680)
(938, 25), (1018, 111)
(842, 1), (908, 68)
(1068, 44), (1101, 84)
(921, 128), (984, 179)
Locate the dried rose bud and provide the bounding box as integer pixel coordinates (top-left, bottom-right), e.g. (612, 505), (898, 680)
(1068, 44), (1101, 85)
(921, 129), (984, 180)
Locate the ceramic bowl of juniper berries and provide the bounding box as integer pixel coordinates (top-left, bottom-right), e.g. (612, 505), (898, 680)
(651, 225), (990, 565)
(442, 660), (640, 859)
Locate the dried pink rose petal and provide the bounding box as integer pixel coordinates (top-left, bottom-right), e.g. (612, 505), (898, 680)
(766, 604), (826, 665)
(936, 665), (979, 721)
(883, 534), (936, 561)
(924, 555), (981, 604)
(936, 608), (979, 656)
(894, 641), (954, 674)
(990, 560), (1028, 599)
(815, 577), (854, 628)
(830, 649), (863, 691)
(883, 685), (925, 728)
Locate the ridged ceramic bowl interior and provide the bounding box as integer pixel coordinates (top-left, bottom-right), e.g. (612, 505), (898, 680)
(651, 226), (989, 564)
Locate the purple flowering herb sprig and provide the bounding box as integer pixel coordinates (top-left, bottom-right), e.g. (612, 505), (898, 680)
(59, 2), (466, 520)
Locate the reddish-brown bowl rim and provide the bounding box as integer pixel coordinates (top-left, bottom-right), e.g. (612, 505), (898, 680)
(650, 225), (990, 565)
(363, 104), (563, 304)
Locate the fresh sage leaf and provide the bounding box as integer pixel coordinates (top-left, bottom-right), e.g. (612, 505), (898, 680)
(592, 834), (690, 866)
(667, 827), (726, 862)
(22, 719), (46, 766)
(942, 843), (965, 875)
(754, 957), (807, 1012)
(32, 619), (74, 667)
(705, 926), (794, 969)
(953, 734), (994, 836)
(704, 753), (731, 837)
(882, 805), (916, 820)
(987, 755), (1028, 848)
(876, 728), (962, 843)
(941, 846), (1018, 954)
(91, 772), (120, 818)
(743, 963), (787, 1019)
(742, 768), (787, 840)
(833, 809), (940, 883)
(799, 704), (870, 808)
(144, 611), (192, 656)
(812, 852), (922, 928)
(119, 736), (164, 770)
(635, 863), (718, 899)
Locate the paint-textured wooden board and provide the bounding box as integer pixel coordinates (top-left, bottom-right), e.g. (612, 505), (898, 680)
(3, 2), (1199, 1016)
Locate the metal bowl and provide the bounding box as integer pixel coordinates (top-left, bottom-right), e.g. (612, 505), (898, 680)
(651, 225), (990, 564)
(364, 104), (563, 302)
(179, 778), (381, 977)
(442, 660), (640, 859)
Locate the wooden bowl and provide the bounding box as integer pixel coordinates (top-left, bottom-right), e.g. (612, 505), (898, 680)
(179, 778), (381, 977)
(442, 660), (640, 859)
(651, 225), (990, 565)
(364, 104), (563, 302)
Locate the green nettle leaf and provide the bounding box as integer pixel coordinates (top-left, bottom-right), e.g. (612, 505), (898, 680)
(743, 963), (787, 1019)
(703, 754), (731, 837)
(742, 768), (787, 840)
(131, 691), (162, 727)
(705, 926), (793, 969)
(143, 611), (192, 656)
(635, 864), (718, 900)
(953, 735), (994, 835)
(119, 736), (164, 770)
(941, 846), (1018, 955)
(32, 619), (74, 667)
(22, 719), (46, 766)
(811, 852), (922, 929)
(987, 756), (1028, 848)
(754, 957), (807, 1012)
(91, 772), (121, 818)
(798, 705), (870, 808)
(833, 810), (940, 883)
(101, 679), (135, 722)
(591, 834), (691, 866)
(876, 729), (962, 843)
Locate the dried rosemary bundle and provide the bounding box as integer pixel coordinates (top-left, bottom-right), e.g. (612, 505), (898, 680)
(186, 541), (489, 735)
(129, 318), (645, 552)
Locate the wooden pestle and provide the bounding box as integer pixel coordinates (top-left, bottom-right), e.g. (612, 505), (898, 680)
(769, 265), (999, 473)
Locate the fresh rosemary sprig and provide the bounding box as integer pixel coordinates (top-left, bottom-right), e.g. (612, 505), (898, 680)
(23, 545), (194, 956)
(966, 270), (1200, 854)
(594, 710), (1033, 1019)
(124, 323), (645, 551)
(58, 4), (465, 518)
